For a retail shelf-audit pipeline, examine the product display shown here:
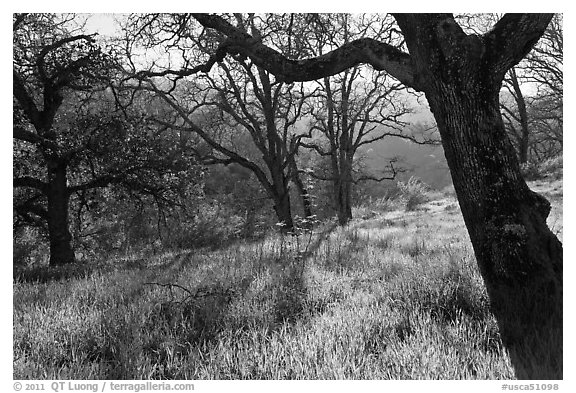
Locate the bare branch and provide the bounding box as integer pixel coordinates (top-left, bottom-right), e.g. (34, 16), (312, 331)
(191, 13), (420, 90)
(132, 42), (229, 81)
(354, 158), (404, 183)
(36, 34), (97, 84)
(145, 81), (275, 194)
(300, 141), (332, 156)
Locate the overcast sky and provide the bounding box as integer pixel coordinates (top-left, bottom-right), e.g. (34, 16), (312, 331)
(83, 13), (124, 37)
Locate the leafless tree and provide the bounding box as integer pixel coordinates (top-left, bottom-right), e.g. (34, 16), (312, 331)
(123, 14), (316, 230)
(500, 17), (562, 164)
(298, 14), (415, 225)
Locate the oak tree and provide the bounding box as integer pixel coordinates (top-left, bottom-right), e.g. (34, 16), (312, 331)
(188, 12), (562, 379)
(13, 14), (196, 265)
(13, 13), (115, 265)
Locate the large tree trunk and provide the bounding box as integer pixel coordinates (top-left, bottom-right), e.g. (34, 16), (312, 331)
(290, 158), (314, 221)
(426, 80), (562, 379)
(334, 176), (353, 226)
(332, 152), (353, 226)
(268, 158), (295, 231)
(294, 177), (314, 222)
(391, 14), (562, 378)
(46, 160), (75, 266)
(272, 190), (294, 232)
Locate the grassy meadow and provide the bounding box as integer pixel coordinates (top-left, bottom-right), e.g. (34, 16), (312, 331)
(13, 176), (563, 380)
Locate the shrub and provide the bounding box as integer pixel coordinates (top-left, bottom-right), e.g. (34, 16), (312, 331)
(538, 155), (563, 179)
(397, 176), (430, 211)
(520, 161), (543, 180)
(163, 207), (245, 250)
(13, 227), (49, 267)
(520, 154), (563, 181)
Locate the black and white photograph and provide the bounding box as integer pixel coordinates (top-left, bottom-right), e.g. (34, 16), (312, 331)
(10, 6), (566, 387)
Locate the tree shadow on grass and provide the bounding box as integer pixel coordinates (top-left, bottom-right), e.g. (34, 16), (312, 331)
(316, 228), (373, 275)
(271, 223), (340, 325)
(15, 226), (350, 379)
(13, 263), (99, 284)
(13, 249), (196, 284)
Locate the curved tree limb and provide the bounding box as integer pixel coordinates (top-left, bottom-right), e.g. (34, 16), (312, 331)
(393, 13), (554, 90)
(36, 34), (96, 84)
(484, 14), (553, 81)
(191, 13), (421, 90)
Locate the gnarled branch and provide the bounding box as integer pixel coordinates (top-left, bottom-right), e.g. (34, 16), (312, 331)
(483, 14), (554, 81)
(191, 13), (421, 90)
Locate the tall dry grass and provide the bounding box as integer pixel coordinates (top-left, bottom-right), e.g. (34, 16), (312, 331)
(13, 177), (562, 379)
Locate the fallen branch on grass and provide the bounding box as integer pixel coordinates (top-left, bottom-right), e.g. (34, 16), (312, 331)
(143, 282), (236, 305)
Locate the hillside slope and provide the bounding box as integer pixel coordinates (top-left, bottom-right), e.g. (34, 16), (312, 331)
(13, 176), (562, 379)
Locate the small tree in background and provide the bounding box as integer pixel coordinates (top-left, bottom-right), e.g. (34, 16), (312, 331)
(300, 14), (414, 225)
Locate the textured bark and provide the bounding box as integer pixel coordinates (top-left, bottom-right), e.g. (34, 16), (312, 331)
(335, 82), (354, 226)
(13, 24), (78, 266)
(272, 189), (294, 232)
(46, 161), (75, 266)
(335, 180), (353, 226)
(394, 13), (562, 379)
(14, 75), (76, 266)
(267, 150), (295, 231)
(333, 158), (353, 226)
(298, 183), (313, 221)
(291, 167), (313, 221)
(427, 82), (562, 379)
(192, 14), (418, 87)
